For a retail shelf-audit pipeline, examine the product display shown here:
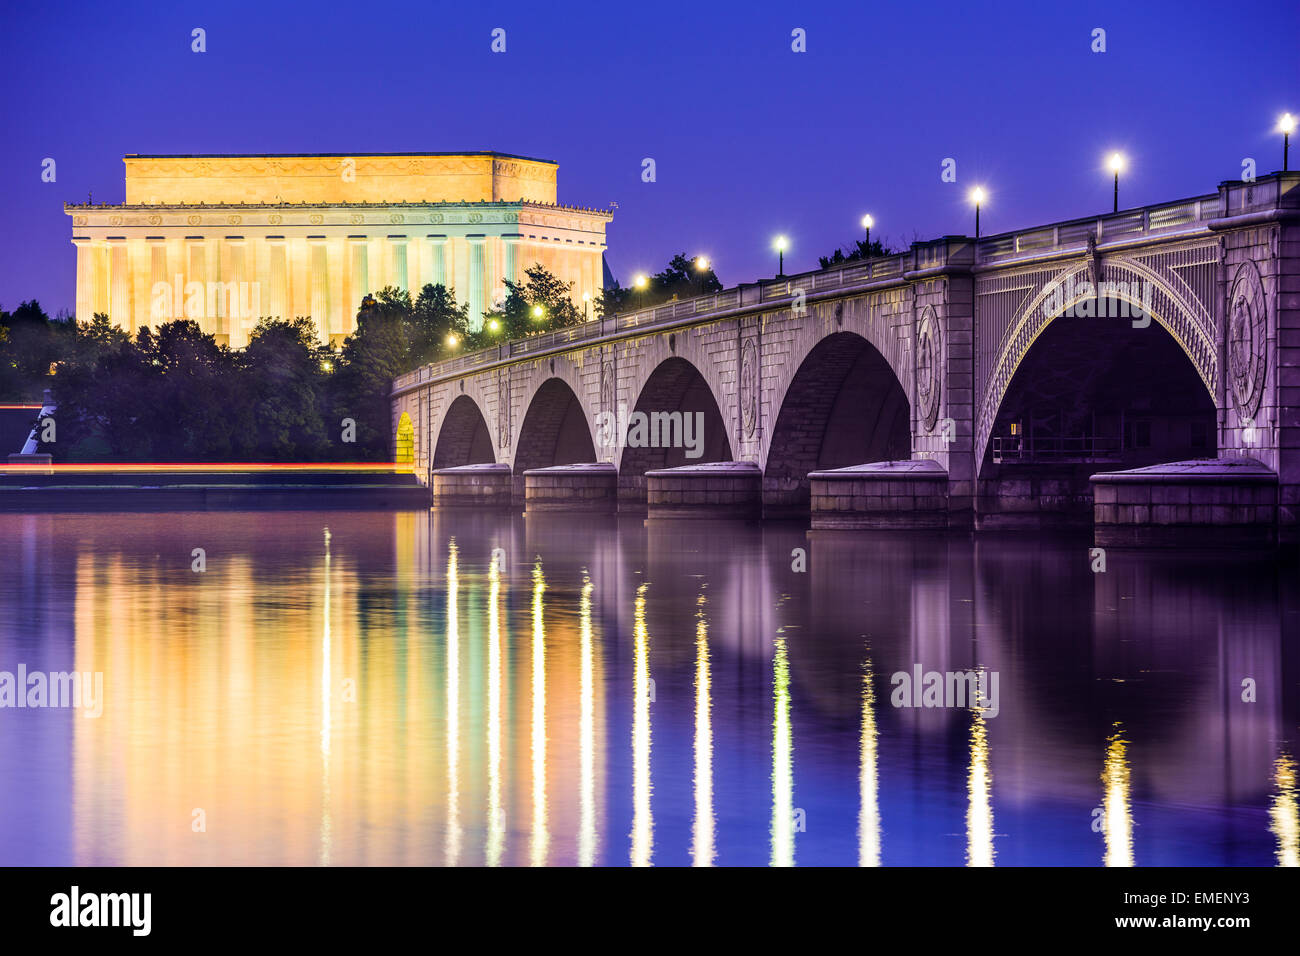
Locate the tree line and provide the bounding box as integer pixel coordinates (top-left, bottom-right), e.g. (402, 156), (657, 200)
(1, 256), (725, 461)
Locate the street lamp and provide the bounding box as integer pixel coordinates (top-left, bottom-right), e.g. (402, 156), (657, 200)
(634, 273), (648, 310)
(861, 214), (874, 250)
(1280, 113), (1296, 172)
(695, 256), (709, 271)
(531, 304), (545, 321)
(774, 235), (788, 277)
(582, 291), (592, 321)
(487, 318), (501, 333)
(1107, 153), (1125, 213)
(445, 333), (459, 349)
(968, 187), (986, 239)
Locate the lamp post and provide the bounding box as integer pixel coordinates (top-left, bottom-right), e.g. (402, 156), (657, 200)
(774, 236), (788, 277)
(633, 273), (648, 310)
(1108, 153), (1125, 213)
(582, 291), (592, 321)
(861, 214), (873, 251)
(1281, 113), (1296, 172)
(969, 188), (985, 240)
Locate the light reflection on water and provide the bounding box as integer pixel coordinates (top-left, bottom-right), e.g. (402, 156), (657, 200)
(0, 509), (1297, 867)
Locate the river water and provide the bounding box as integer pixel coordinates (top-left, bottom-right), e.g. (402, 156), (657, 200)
(0, 509), (1296, 866)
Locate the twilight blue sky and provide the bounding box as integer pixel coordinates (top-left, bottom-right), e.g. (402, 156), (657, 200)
(1, 0), (1295, 316)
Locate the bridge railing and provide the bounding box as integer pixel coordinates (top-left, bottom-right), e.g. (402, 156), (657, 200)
(974, 193), (1224, 264)
(393, 186), (1240, 392)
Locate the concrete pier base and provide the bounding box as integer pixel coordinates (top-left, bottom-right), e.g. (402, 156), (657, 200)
(1091, 457), (1278, 548)
(524, 462), (618, 514)
(809, 459), (949, 529)
(645, 461), (762, 519)
(431, 463), (513, 509)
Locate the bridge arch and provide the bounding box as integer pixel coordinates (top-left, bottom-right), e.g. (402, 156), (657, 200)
(763, 330), (911, 513)
(513, 375), (598, 478)
(616, 356), (734, 503)
(976, 252), (1219, 470)
(432, 394), (495, 468)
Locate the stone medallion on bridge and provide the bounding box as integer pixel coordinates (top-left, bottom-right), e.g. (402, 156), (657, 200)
(1227, 261), (1267, 421)
(740, 337), (758, 438)
(601, 357), (615, 415)
(497, 371), (510, 449)
(916, 306), (942, 432)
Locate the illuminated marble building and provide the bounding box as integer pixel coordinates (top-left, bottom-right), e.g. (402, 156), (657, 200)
(65, 152), (613, 346)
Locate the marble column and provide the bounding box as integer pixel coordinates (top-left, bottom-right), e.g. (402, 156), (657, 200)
(327, 238), (346, 342)
(210, 237), (226, 339)
(228, 238), (250, 348)
(109, 239), (130, 332)
(467, 235), (486, 330)
(426, 235), (447, 289)
(252, 236), (271, 324)
(310, 237), (329, 345)
(73, 238), (93, 322)
(131, 239), (151, 333)
(390, 237), (408, 294)
(185, 238), (206, 323)
(147, 238), (167, 324)
(349, 236), (369, 314)
(502, 233), (522, 303)
(290, 238), (310, 323)
(267, 237), (287, 321)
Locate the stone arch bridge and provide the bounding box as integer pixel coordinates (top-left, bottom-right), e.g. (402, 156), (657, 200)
(392, 172), (1300, 543)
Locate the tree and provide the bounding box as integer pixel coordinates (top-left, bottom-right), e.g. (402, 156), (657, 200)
(410, 284), (470, 366)
(597, 254), (721, 316)
(332, 294), (412, 458)
(818, 237), (893, 269)
(483, 263), (583, 339)
(242, 317), (331, 459)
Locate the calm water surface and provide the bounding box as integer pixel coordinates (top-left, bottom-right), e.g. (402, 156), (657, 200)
(0, 510), (1297, 866)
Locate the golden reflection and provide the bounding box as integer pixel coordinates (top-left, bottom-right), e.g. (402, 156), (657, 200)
(530, 561), (549, 867)
(486, 550), (505, 867)
(692, 589), (715, 866)
(858, 656), (880, 867)
(770, 635), (794, 867)
(320, 528), (332, 866)
(579, 573), (597, 866)
(1101, 724), (1134, 867)
(1270, 753), (1298, 867)
(631, 582), (653, 866)
(966, 705), (994, 867)
(445, 539), (461, 866)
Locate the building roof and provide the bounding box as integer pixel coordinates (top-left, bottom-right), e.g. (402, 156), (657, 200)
(124, 151), (557, 164)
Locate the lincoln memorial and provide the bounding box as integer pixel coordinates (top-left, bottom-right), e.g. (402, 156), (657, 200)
(65, 152), (613, 347)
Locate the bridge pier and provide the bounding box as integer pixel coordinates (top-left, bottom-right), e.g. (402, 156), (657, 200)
(523, 463), (618, 514)
(430, 463), (513, 509)
(809, 460), (950, 530)
(645, 462), (762, 519)
(1091, 457), (1279, 548)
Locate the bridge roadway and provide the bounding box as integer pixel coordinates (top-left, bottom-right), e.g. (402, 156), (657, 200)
(391, 172), (1300, 544)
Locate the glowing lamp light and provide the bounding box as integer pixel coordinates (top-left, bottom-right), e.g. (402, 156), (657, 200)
(531, 304), (544, 319)
(487, 318), (501, 332)
(774, 235), (788, 251)
(320, 359), (333, 372)
(1279, 113), (1296, 134)
(633, 274), (648, 290)
(1108, 152), (1126, 173)
(861, 214), (874, 229)
(445, 333), (459, 348)
(696, 256), (710, 271)
(968, 187), (986, 206)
